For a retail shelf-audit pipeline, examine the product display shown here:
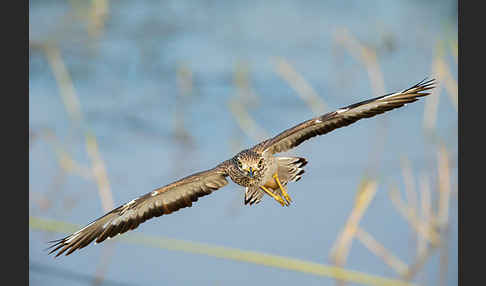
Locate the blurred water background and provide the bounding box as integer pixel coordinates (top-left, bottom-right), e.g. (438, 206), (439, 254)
(29, 1), (458, 285)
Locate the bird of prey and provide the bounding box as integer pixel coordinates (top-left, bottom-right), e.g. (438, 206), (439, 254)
(48, 78), (435, 257)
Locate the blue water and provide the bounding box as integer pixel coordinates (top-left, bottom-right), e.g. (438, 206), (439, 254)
(30, 1), (457, 285)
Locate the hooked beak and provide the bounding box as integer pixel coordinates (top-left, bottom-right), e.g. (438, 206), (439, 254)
(247, 167), (254, 178)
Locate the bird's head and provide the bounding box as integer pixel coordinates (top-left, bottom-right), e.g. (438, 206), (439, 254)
(233, 150), (265, 180)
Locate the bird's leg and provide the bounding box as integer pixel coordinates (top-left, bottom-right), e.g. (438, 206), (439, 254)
(273, 173), (292, 204)
(260, 186), (288, 207)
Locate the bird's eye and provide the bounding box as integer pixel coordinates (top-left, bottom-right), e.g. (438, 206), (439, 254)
(258, 159), (263, 169)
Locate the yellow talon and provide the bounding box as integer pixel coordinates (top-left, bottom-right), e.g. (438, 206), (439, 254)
(273, 173), (292, 204)
(260, 186), (287, 207)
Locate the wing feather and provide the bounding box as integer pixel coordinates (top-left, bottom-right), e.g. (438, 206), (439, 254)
(255, 78), (435, 154)
(47, 161), (230, 257)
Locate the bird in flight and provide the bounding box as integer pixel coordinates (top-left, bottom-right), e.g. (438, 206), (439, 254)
(48, 78), (435, 257)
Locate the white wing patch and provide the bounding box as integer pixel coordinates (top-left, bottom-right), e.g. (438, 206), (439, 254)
(126, 199), (137, 206)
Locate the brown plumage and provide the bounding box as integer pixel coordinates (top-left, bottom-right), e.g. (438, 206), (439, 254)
(48, 78), (435, 257)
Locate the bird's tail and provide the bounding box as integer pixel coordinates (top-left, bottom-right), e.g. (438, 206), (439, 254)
(276, 156), (308, 185)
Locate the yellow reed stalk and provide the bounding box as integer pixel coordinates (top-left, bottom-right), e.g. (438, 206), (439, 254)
(417, 174), (432, 257)
(333, 28), (385, 96)
(43, 43), (114, 213)
(329, 179), (378, 278)
(355, 227), (408, 276)
(227, 99), (268, 143)
(30, 216), (416, 286)
(388, 188), (440, 246)
(273, 57), (327, 115)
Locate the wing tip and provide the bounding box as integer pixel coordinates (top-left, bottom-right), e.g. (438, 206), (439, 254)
(404, 77), (436, 94)
(45, 240), (68, 257)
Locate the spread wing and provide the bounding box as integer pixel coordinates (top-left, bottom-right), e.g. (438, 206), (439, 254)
(254, 78), (435, 155)
(47, 161), (230, 257)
